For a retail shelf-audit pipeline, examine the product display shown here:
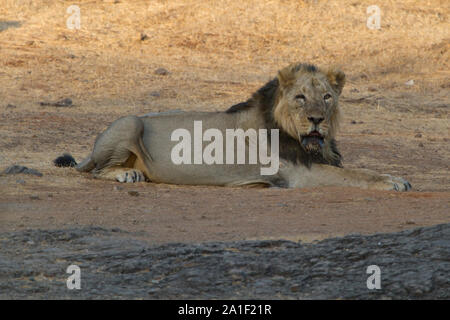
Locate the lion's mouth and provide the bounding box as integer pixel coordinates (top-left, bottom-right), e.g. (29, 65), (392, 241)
(301, 131), (325, 149)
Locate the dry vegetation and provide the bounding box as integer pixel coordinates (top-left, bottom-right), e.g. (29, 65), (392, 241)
(0, 0), (448, 240)
(1, 0), (448, 107)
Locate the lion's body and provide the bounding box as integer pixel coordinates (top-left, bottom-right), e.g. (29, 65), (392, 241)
(58, 63), (411, 191)
(82, 111), (273, 186)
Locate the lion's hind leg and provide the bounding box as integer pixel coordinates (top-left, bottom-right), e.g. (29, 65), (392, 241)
(85, 115), (152, 183)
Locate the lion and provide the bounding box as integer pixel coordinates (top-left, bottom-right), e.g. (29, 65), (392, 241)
(54, 62), (411, 191)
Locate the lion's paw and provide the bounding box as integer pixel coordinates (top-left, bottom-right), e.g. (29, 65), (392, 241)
(378, 174), (412, 191)
(116, 170), (145, 183)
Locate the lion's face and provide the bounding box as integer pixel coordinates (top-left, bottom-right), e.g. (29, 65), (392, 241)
(273, 64), (345, 156)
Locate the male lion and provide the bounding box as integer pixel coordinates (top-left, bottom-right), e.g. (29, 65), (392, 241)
(55, 63), (411, 191)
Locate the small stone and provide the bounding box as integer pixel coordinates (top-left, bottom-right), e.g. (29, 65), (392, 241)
(149, 91), (161, 97)
(415, 133), (422, 138)
(114, 186), (124, 191)
(140, 33), (148, 41)
(29, 195), (40, 200)
(6, 104), (16, 108)
(128, 191), (139, 197)
(0, 21), (21, 32)
(405, 80), (414, 86)
(39, 98), (72, 107)
(16, 179), (25, 185)
(155, 68), (169, 75)
(350, 120), (357, 124)
(54, 98), (72, 107)
(418, 142), (424, 147)
(3, 165), (43, 177)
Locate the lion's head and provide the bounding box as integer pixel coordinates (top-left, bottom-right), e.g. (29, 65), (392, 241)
(226, 62), (345, 167)
(272, 63), (345, 161)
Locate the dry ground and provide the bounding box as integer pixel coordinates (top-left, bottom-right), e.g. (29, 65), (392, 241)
(0, 0), (449, 244)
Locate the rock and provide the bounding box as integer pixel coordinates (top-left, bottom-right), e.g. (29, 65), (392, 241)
(3, 165), (43, 177)
(128, 191), (139, 197)
(0, 224), (449, 299)
(405, 80), (414, 86)
(415, 133), (422, 138)
(40, 98), (73, 107)
(0, 20), (21, 32)
(140, 33), (148, 41)
(149, 91), (161, 97)
(155, 68), (169, 75)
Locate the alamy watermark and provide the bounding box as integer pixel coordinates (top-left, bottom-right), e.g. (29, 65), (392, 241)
(66, 264), (81, 290)
(367, 5), (381, 30)
(366, 265), (381, 289)
(66, 5), (81, 30)
(171, 121), (280, 175)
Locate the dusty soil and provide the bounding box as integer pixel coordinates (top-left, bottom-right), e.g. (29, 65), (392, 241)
(0, 2), (449, 245)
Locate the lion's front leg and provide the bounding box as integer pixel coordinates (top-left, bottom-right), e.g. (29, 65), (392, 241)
(283, 163), (411, 191)
(94, 167), (147, 183)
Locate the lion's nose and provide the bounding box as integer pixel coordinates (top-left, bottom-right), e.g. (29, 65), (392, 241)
(307, 117), (324, 125)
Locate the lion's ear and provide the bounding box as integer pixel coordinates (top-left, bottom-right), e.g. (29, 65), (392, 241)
(277, 64), (297, 88)
(326, 69), (346, 95)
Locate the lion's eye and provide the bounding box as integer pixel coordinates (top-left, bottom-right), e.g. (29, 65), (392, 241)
(324, 93), (332, 101)
(295, 94), (306, 101)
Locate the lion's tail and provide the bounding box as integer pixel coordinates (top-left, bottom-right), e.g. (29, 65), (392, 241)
(53, 153), (77, 167)
(53, 153), (96, 172)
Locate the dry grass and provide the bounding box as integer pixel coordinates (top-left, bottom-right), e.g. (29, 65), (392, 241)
(0, 0), (448, 109)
